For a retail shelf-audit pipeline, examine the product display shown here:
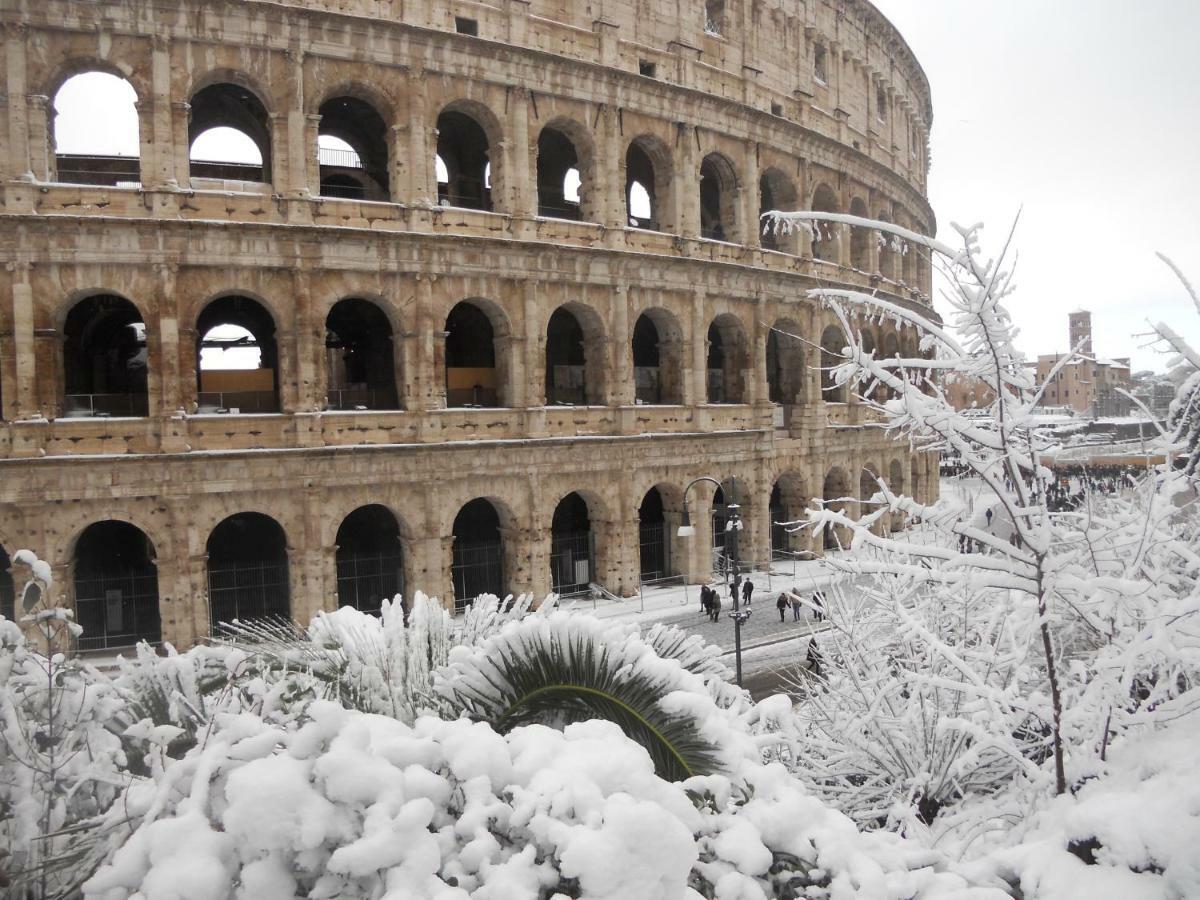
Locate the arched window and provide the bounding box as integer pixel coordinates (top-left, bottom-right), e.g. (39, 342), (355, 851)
(74, 521), (161, 650)
(759, 168), (798, 253)
(632, 310), (683, 405)
(767, 319), (805, 406)
(318, 95), (390, 201)
(638, 487), (669, 580)
(545, 305), (604, 406)
(551, 492), (594, 596)
(336, 505), (404, 614)
(326, 299), (399, 410)
(699, 153), (737, 242)
(811, 184), (840, 262)
(445, 301), (501, 408)
(706, 315), (748, 404)
(62, 294), (148, 418)
(52, 72), (140, 186)
(822, 468), (850, 550)
(451, 498), (504, 611)
(196, 296), (280, 414)
(626, 138), (670, 231)
(820, 325), (847, 402)
(705, 0), (725, 34)
(189, 82), (272, 185)
(436, 109), (492, 210)
(849, 197), (871, 269)
(537, 125), (585, 221)
(206, 512), (290, 632)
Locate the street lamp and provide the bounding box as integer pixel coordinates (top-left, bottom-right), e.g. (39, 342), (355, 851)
(678, 475), (750, 687)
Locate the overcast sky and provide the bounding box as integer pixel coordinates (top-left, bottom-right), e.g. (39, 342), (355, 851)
(56, 3), (1199, 372)
(870, 0), (1200, 372)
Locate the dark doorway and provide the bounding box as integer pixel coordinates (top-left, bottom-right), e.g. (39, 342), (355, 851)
(73, 521), (161, 651)
(445, 302), (500, 408)
(451, 498), (505, 612)
(537, 126), (583, 220)
(545, 307), (587, 405)
(336, 505), (404, 614)
(206, 513), (290, 632)
(62, 294), (148, 417)
(196, 296), (280, 414)
(436, 110), (492, 210)
(551, 492), (594, 596)
(318, 96), (390, 201)
(638, 487), (670, 581)
(326, 299), (399, 410)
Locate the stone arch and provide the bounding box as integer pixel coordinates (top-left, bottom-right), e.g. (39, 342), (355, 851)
(632, 307), (684, 405)
(195, 294), (281, 414)
(335, 504), (406, 614)
(50, 69), (141, 187)
(637, 483), (685, 581)
(820, 324), (847, 403)
(759, 166), (799, 253)
(317, 92), (392, 201)
(625, 134), (674, 232)
(699, 152), (738, 242)
(206, 511), (290, 632)
(536, 118), (596, 222)
(769, 472), (809, 557)
(188, 77), (274, 184)
(545, 302), (606, 406)
(860, 464), (880, 516)
(706, 312), (749, 404)
(71, 520), (161, 651)
(326, 298), (400, 410)
(61, 293), (149, 418)
(766, 318), (806, 406)
(436, 100), (502, 212)
(810, 183), (840, 262)
(451, 497), (509, 610)
(876, 210), (897, 279)
(710, 477), (751, 575)
(549, 490), (598, 596)
(443, 298), (513, 408)
(822, 466), (852, 550)
(849, 196), (871, 269)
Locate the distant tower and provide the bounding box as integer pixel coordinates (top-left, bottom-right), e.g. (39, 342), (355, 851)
(1069, 310), (1093, 356)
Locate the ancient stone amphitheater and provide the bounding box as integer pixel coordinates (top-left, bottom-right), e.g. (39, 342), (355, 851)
(0, 0), (937, 650)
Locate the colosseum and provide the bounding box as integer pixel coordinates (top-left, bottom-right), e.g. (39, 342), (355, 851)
(0, 0), (937, 651)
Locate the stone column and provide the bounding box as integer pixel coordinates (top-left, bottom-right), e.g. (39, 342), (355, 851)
(506, 86), (534, 218)
(597, 104), (624, 230)
(282, 49), (310, 198)
(504, 0), (531, 44)
(741, 141), (761, 248)
(690, 290), (707, 406)
(148, 35), (176, 188)
(523, 281), (545, 407)
(269, 112), (289, 195)
(171, 102), (192, 190)
(406, 71), (433, 205)
(8, 262), (37, 418)
(3, 24), (31, 182)
(292, 270), (321, 412)
(675, 123), (699, 238)
(508, 525), (549, 600)
(684, 484), (716, 583)
(403, 274), (438, 410)
(25, 94), (50, 183)
(611, 284), (633, 405)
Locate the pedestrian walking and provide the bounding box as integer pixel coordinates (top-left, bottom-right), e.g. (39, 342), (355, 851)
(776, 592), (787, 623)
(731, 572), (742, 609)
(791, 592), (802, 622)
(701, 585), (713, 619)
(711, 593), (721, 622)
(806, 638), (823, 678)
(811, 589), (825, 623)
(741, 578), (753, 607)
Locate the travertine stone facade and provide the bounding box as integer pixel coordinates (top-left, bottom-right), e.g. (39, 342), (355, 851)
(0, 0), (938, 650)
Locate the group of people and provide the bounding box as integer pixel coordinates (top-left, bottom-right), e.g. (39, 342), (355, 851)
(699, 575), (755, 622)
(775, 587), (825, 623)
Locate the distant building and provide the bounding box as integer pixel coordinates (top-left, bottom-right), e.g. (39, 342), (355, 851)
(1035, 311), (1131, 417)
(944, 374), (997, 411)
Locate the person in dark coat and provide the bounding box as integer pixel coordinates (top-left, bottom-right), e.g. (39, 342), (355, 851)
(741, 578), (753, 607)
(700, 585), (712, 618)
(731, 573), (742, 609)
(776, 592), (788, 623)
(806, 638), (823, 678)
(710, 592), (721, 622)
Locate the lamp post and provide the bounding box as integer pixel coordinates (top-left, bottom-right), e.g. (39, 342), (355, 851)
(678, 475), (750, 687)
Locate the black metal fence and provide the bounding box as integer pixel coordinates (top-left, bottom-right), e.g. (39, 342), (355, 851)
(451, 540), (504, 612)
(638, 521), (670, 581)
(551, 530), (594, 596)
(74, 568), (161, 651)
(196, 391), (279, 414)
(208, 561), (290, 633)
(63, 392), (149, 418)
(336, 551), (404, 614)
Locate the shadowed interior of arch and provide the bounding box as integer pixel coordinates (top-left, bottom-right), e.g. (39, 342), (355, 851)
(318, 95), (390, 200)
(336, 505), (404, 614)
(326, 298), (399, 410)
(206, 512), (290, 632)
(451, 498), (505, 611)
(62, 294), (149, 418)
(537, 126), (584, 220)
(188, 82), (272, 184)
(436, 109), (492, 210)
(551, 492), (594, 596)
(73, 521), (161, 651)
(196, 296), (279, 414)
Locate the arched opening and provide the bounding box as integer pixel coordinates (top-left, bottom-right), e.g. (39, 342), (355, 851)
(710, 480), (746, 576)
(770, 473), (808, 558)
(545, 305), (604, 406)
(889, 459), (905, 532)
(877, 212), (896, 279)
(189, 82), (272, 185)
(551, 492), (594, 596)
(73, 521), (160, 651)
(882, 332), (901, 400)
(326, 298), (399, 410)
(759, 168), (798, 253)
(903, 221), (920, 284)
(626, 138), (670, 231)
(822, 467), (850, 550)
(699, 153), (737, 242)
(62, 294), (148, 418)
(860, 327), (885, 404)
(451, 498), (505, 611)
(811, 183), (840, 262)
(0, 545), (13, 622)
(820, 325), (847, 403)
(860, 466), (880, 532)
(769, 482), (787, 558)
(436, 108), (492, 211)
(632, 310), (683, 405)
(196, 296), (280, 414)
(849, 197), (871, 270)
(206, 512), (290, 632)
(335, 505), (404, 614)
(638, 487), (670, 580)
(766, 319), (805, 406)
(536, 125), (585, 221)
(706, 314), (748, 404)
(318, 95), (390, 201)
(52, 72), (140, 186)
(445, 301), (503, 408)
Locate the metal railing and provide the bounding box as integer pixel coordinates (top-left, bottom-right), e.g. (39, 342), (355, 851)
(547, 365), (587, 406)
(537, 199), (582, 221)
(208, 560), (291, 632)
(634, 366), (662, 404)
(446, 386), (500, 408)
(196, 391), (279, 414)
(318, 146), (363, 169)
(437, 178), (492, 211)
(74, 569), (161, 651)
(336, 551), (403, 614)
(551, 530), (594, 596)
(638, 521), (670, 581)
(63, 392), (149, 418)
(54, 154), (141, 188)
(451, 539), (504, 612)
(326, 386), (399, 411)
(190, 161), (267, 183)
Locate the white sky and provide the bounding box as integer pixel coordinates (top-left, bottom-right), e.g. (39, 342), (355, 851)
(55, 9), (1200, 372)
(870, 0), (1200, 372)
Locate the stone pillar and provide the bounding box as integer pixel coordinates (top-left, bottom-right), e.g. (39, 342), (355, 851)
(741, 141), (761, 248)
(596, 515), (638, 597)
(675, 123), (699, 239)
(3, 25), (31, 182)
(594, 18), (620, 68)
(406, 71), (433, 205)
(171, 102), (192, 190)
(611, 284), (633, 405)
(690, 290), (707, 406)
(523, 281), (545, 407)
(293, 271), (321, 411)
(684, 484), (716, 583)
(275, 326), (297, 413)
(598, 104), (624, 230)
(506, 86), (533, 218)
(403, 274), (438, 410)
(504, 0), (531, 44)
(25, 94), (50, 183)
(8, 262), (37, 418)
(146, 35), (175, 189)
(269, 112), (289, 195)
(508, 525), (549, 599)
(283, 50), (310, 198)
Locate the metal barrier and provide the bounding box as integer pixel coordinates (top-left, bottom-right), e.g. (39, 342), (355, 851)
(63, 392), (149, 418)
(326, 386), (398, 411)
(336, 551), (403, 614)
(74, 568), (161, 651)
(208, 560), (291, 632)
(196, 391), (279, 414)
(551, 530), (594, 596)
(318, 146), (363, 169)
(451, 540), (504, 613)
